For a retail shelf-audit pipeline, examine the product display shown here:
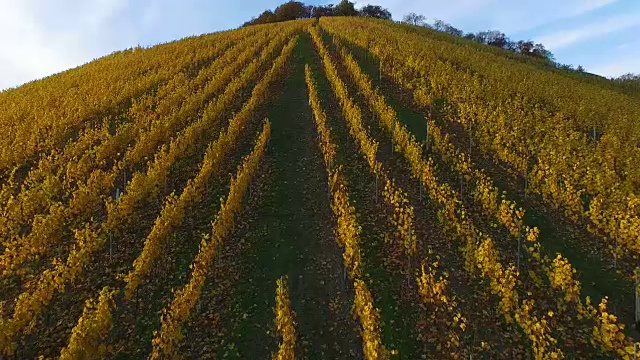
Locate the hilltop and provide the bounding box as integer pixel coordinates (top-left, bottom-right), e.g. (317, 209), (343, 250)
(0, 17), (640, 359)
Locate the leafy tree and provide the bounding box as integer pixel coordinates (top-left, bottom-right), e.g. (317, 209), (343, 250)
(532, 43), (554, 61)
(334, 0), (358, 16)
(243, 10), (277, 26)
(402, 13), (426, 26)
(516, 40), (535, 54)
(486, 30), (509, 48)
(464, 32), (477, 41)
(274, 1), (311, 22)
(473, 31), (489, 44)
(443, 24), (463, 37)
(312, 4), (334, 18)
(359, 5), (392, 19)
(559, 63), (575, 71)
(616, 73), (640, 81)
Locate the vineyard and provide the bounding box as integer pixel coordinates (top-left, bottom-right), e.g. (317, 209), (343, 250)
(1, 16), (640, 359)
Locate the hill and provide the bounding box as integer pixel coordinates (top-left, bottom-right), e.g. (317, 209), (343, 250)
(1, 17), (640, 359)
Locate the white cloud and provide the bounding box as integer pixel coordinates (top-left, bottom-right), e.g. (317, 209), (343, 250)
(0, 0), (132, 90)
(535, 13), (640, 49)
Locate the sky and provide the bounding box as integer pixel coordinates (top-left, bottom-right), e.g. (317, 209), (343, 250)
(1, 0), (639, 90)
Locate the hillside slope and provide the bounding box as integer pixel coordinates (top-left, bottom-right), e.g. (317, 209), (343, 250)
(0, 17), (639, 359)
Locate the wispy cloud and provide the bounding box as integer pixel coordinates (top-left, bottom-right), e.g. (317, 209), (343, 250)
(573, 0), (618, 15)
(535, 13), (640, 49)
(590, 57), (640, 77)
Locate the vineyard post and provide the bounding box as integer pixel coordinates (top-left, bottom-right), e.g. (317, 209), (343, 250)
(112, 188), (119, 264)
(614, 221), (619, 271)
(407, 227), (413, 287)
(524, 162), (528, 199)
(425, 120), (429, 152)
(123, 157), (127, 191)
(391, 118), (395, 154)
(614, 239), (617, 271)
(109, 232), (113, 263)
(517, 227), (522, 276)
(469, 122), (472, 157)
(635, 268), (640, 326)
(344, 264), (347, 282)
(375, 174), (379, 203)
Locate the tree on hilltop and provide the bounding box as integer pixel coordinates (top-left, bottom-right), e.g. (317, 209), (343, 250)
(359, 5), (392, 19)
(333, 0), (358, 16)
(274, 1), (311, 22)
(402, 13), (426, 26)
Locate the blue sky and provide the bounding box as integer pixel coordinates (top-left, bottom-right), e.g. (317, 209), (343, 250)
(1, 0), (639, 90)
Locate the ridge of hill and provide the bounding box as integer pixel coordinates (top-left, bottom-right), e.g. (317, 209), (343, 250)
(0, 17), (639, 359)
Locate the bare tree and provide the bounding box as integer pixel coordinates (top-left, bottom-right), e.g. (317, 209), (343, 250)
(432, 19), (447, 31)
(402, 12), (426, 26)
